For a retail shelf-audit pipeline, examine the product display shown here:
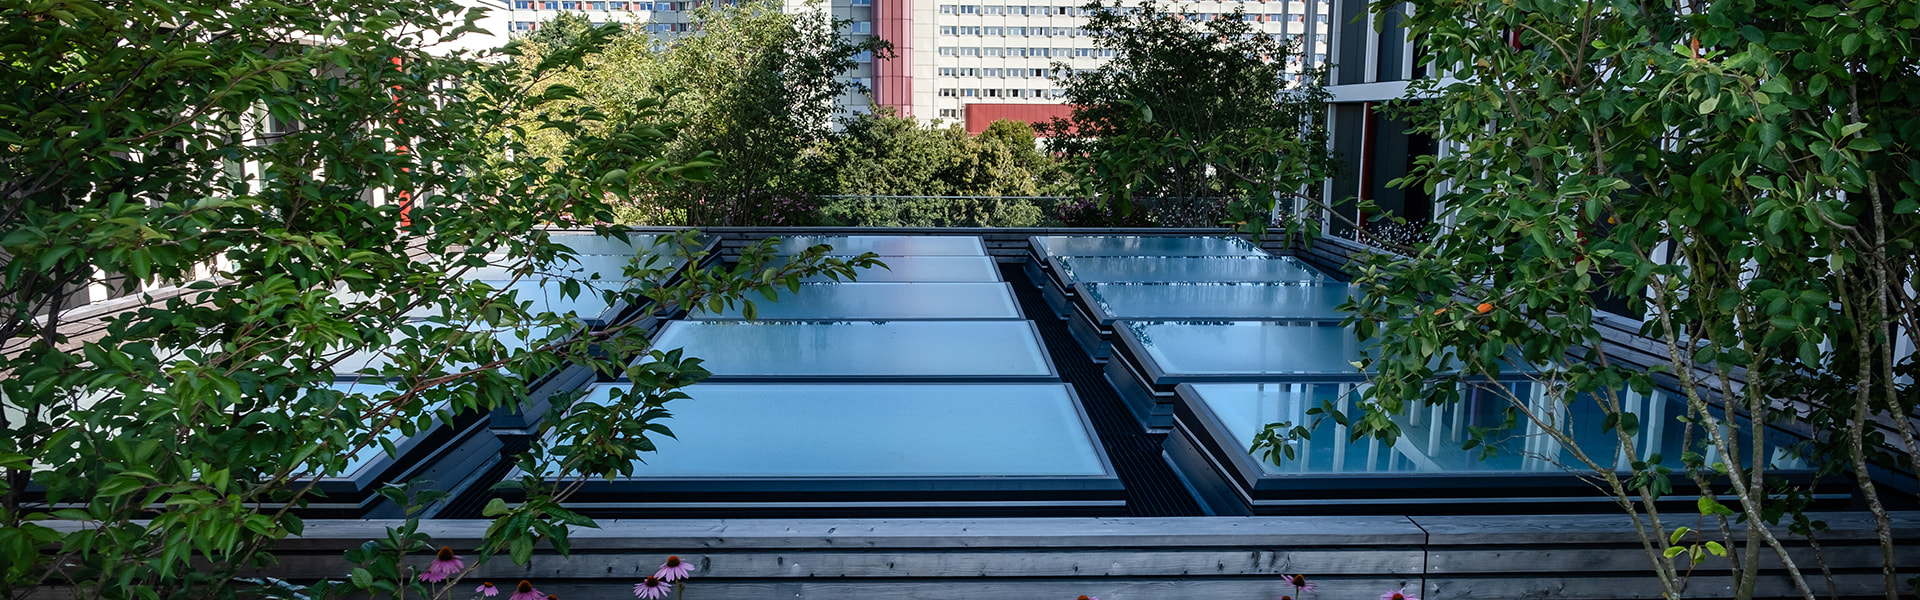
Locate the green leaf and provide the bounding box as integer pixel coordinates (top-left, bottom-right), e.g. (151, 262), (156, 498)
(1697, 97), (1719, 114)
(483, 498), (510, 517)
(350, 567), (373, 588)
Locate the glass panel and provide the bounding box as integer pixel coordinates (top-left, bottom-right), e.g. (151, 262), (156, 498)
(464, 254), (641, 282)
(1056, 256), (1327, 283)
(545, 233), (665, 255)
(331, 326), (546, 377)
(1190, 382), (1812, 475)
(649, 320), (1051, 377)
(773, 256), (1003, 282)
(770, 235), (986, 256)
(1084, 283), (1353, 322)
(569, 383), (1107, 477)
(1127, 321), (1370, 376)
(400, 280), (618, 321)
(1033, 235), (1264, 257)
(314, 382), (443, 477)
(688, 283), (1020, 320)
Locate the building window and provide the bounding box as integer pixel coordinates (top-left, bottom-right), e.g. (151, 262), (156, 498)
(1008, 27), (1025, 36)
(940, 88), (957, 97)
(1029, 68), (1047, 77)
(1033, 88), (1047, 97)
(940, 26), (956, 34)
(939, 67), (958, 76)
(985, 4), (1004, 13)
(1055, 6), (1070, 14)
(590, 1), (605, 9)
(512, 21), (533, 30)
(984, 88), (1001, 97)
(961, 47), (980, 56)
(514, 0), (532, 7)
(851, 0), (870, 5)
(960, 4), (978, 13)
(853, 51), (872, 63)
(853, 77), (871, 91)
(938, 46), (958, 55)
(1029, 47), (1048, 57)
(939, 4), (956, 12)
(1051, 27), (1069, 36)
(560, 1), (577, 9)
(850, 21), (871, 34)
(959, 67), (978, 76)
(962, 88), (977, 96)
(985, 47), (1002, 56)
(939, 108), (959, 118)
(961, 26), (980, 35)
(985, 68), (1003, 77)
(1008, 5), (1024, 14)
(541, 1), (558, 8)
(985, 26), (1003, 35)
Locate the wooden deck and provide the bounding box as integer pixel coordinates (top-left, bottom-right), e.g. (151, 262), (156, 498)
(230, 512), (1920, 599)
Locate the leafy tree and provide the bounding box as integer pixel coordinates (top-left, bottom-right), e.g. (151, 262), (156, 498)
(508, 0), (886, 226)
(1046, 0), (1333, 230)
(827, 113), (1066, 198)
(0, 0), (871, 597)
(1253, 1), (1919, 598)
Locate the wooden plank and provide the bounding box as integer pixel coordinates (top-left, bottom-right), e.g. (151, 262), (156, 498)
(1425, 573), (1892, 600)
(1410, 512), (1920, 545)
(1427, 544), (1919, 574)
(261, 548), (1426, 580)
(457, 577), (1421, 600)
(272, 516), (1428, 552)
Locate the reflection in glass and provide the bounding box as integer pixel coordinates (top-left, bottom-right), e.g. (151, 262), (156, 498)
(1193, 382), (1811, 475)
(648, 320), (1051, 377)
(688, 283), (1021, 320)
(770, 235), (986, 256)
(558, 383), (1108, 477)
(1057, 256), (1328, 283)
(1032, 235), (1265, 257)
(1085, 282), (1354, 322)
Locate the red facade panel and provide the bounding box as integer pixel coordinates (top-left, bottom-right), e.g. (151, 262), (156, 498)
(963, 103), (1077, 136)
(875, 0), (912, 115)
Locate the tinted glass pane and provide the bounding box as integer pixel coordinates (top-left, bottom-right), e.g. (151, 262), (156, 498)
(1127, 321), (1370, 376)
(649, 320), (1051, 377)
(775, 256), (1003, 282)
(1056, 256), (1327, 283)
(315, 382), (441, 476)
(546, 233), (665, 255)
(770, 235), (986, 256)
(1084, 283), (1354, 322)
(567, 383), (1107, 477)
(401, 280), (618, 321)
(1189, 382), (1811, 475)
(1033, 235), (1264, 257)
(688, 283), (1020, 320)
(331, 326), (546, 377)
(465, 254), (642, 282)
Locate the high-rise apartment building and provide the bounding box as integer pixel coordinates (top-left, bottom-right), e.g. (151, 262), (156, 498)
(495, 0), (1335, 132)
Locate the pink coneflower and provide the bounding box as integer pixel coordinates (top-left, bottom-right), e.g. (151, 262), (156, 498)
(1380, 589), (1420, 600)
(508, 581), (543, 600)
(420, 546), (465, 583)
(475, 582), (499, 597)
(633, 576), (670, 599)
(653, 555), (695, 582)
(1285, 574), (1317, 593)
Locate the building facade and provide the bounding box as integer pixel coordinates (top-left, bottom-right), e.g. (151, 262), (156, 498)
(496, 0), (1336, 132)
